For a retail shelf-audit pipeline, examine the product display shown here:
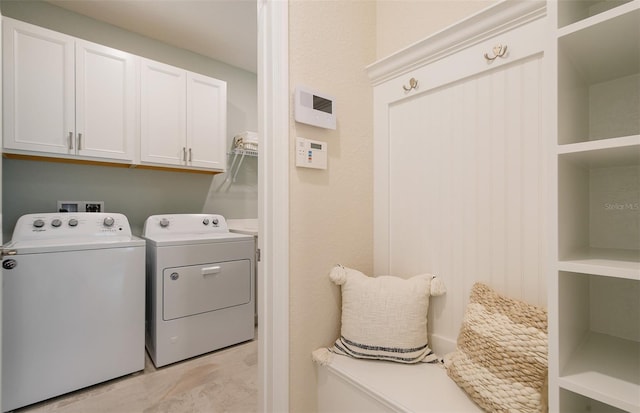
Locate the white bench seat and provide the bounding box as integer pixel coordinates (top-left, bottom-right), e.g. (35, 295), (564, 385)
(317, 354), (483, 413)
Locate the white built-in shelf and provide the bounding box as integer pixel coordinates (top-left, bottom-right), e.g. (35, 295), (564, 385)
(558, 135), (640, 167)
(558, 0), (635, 29)
(558, 3), (640, 85)
(559, 248), (640, 280)
(559, 0), (638, 33)
(554, 1), (640, 412)
(559, 332), (640, 413)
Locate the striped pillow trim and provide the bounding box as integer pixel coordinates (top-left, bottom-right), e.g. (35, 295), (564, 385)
(330, 336), (440, 364)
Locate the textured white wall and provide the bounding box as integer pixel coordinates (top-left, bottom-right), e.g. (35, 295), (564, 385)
(376, 0), (496, 60)
(288, 1), (375, 411)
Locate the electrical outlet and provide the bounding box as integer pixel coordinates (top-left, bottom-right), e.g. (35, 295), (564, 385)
(85, 203), (102, 212)
(58, 201), (104, 213)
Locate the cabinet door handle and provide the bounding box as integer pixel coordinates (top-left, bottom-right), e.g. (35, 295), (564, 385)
(68, 132), (74, 150)
(77, 133), (82, 150)
(183, 147), (187, 162)
(188, 148), (192, 162)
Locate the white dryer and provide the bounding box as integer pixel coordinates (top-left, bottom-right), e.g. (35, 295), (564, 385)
(142, 214), (255, 367)
(1, 213), (145, 412)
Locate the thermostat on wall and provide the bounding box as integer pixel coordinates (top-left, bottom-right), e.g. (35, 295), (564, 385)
(294, 86), (336, 129)
(296, 137), (327, 170)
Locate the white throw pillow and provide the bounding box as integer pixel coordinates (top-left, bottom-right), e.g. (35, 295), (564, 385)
(314, 265), (446, 365)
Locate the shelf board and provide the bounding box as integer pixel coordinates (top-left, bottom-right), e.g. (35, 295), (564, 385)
(558, 135), (640, 167)
(559, 332), (640, 413)
(559, 248), (640, 280)
(558, 4), (640, 85)
(559, 0), (640, 37)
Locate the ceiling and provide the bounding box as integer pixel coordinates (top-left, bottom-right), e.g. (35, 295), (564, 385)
(47, 0), (257, 73)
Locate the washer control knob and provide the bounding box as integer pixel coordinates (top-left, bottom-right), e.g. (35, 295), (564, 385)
(103, 216), (115, 227)
(51, 219), (62, 228)
(159, 218), (170, 228)
(33, 219), (45, 228)
(212, 218), (219, 226)
(202, 218), (210, 225)
(68, 219), (78, 227)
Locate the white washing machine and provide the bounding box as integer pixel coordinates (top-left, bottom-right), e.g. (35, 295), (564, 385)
(142, 214), (255, 368)
(1, 213), (145, 412)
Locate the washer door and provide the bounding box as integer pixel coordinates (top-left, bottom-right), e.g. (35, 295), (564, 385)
(163, 259), (251, 321)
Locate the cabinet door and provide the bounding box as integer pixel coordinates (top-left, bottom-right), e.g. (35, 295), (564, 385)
(2, 18), (74, 155)
(75, 40), (136, 161)
(140, 58), (186, 166)
(186, 72), (227, 170)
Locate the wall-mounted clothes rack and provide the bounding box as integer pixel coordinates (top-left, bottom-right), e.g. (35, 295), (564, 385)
(216, 131), (258, 191)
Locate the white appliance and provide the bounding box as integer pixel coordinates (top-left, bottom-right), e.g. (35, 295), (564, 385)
(142, 214), (255, 367)
(226, 218), (259, 324)
(1, 213), (145, 412)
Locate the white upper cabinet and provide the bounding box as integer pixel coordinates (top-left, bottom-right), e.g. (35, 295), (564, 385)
(187, 72), (226, 170)
(75, 40), (136, 161)
(141, 58), (227, 171)
(140, 58), (187, 167)
(2, 18), (136, 162)
(3, 18), (74, 155)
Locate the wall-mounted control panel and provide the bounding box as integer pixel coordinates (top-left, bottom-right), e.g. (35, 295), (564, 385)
(294, 85), (336, 129)
(296, 137), (327, 170)
(57, 200), (104, 213)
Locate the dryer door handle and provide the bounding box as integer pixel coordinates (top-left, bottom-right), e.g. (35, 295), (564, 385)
(201, 266), (222, 276)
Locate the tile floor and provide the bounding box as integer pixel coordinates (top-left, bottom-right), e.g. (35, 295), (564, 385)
(15, 339), (258, 413)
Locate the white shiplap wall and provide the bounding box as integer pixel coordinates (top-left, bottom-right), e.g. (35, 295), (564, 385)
(388, 55), (546, 347)
(369, 1), (548, 353)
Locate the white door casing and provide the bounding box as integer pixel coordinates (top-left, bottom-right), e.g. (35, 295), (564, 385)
(257, 0), (289, 412)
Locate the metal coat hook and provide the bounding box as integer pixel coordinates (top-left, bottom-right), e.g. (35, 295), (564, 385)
(403, 77), (418, 92)
(484, 44), (508, 61)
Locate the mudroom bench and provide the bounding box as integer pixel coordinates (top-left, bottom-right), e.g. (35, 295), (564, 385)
(317, 354), (482, 413)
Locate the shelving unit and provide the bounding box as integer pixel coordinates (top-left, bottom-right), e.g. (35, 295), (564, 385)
(229, 148), (259, 158)
(558, 272), (639, 412)
(551, 1), (640, 412)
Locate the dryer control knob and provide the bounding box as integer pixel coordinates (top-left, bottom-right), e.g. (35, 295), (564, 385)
(212, 218), (219, 226)
(159, 218), (170, 228)
(51, 219), (62, 227)
(33, 219), (45, 228)
(103, 216), (115, 227)
(202, 218), (210, 225)
(68, 219), (78, 227)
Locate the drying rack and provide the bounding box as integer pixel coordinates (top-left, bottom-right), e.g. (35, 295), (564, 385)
(216, 132), (258, 191)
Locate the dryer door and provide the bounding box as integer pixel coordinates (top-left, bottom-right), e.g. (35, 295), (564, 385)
(163, 259), (251, 321)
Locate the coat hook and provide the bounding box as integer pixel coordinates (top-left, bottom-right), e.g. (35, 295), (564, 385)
(403, 77), (418, 92)
(484, 44), (508, 61)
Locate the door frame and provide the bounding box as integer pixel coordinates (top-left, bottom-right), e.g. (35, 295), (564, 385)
(257, 1), (289, 412)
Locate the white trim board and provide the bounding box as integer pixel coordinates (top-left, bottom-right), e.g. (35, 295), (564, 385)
(257, 0), (289, 412)
(367, 0), (546, 85)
